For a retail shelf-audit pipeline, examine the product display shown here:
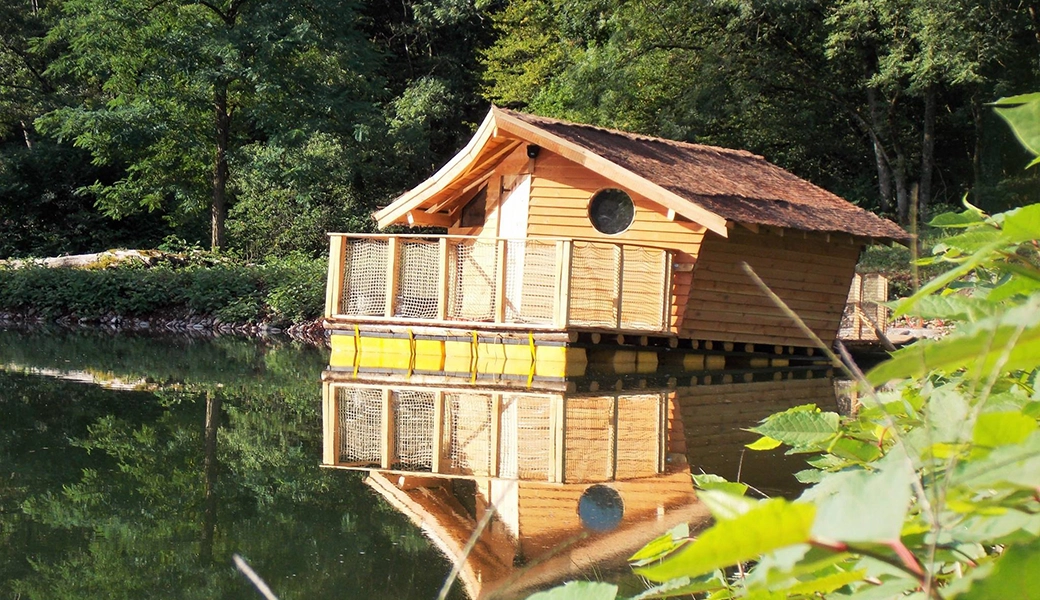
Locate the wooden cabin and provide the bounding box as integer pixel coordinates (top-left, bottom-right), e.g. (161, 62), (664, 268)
(324, 107), (907, 372)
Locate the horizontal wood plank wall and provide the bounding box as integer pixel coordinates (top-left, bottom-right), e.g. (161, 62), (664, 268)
(681, 227), (862, 346)
(526, 151), (707, 333)
(516, 472), (698, 558)
(676, 378), (837, 492)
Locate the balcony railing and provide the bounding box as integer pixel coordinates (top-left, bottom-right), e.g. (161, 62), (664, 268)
(325, 234), (673, 333)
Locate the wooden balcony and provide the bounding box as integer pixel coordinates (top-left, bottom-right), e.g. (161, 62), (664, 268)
(325, 234), (673, 335)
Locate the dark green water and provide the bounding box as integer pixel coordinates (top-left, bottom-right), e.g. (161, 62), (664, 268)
(0, 329), (462, 600)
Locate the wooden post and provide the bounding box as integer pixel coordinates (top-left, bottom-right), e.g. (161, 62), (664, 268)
(610, 395), (619, 481)
(657, 393), (667, 473)
(322, 383), (337, 465)
(325, 235), (346, 318)
(494, 239), (508, 323)
(381, 389), (395, 469)
(490, 393), (502, 477)
(552, 396), (567, 483)
(554, 240), (573, 328)
(615, 245), (625, 329)
(432, 391), (445, 473)
(437, 238), (450, 321)
(385, 237), (400, 318)
(661, 251), (673, 333)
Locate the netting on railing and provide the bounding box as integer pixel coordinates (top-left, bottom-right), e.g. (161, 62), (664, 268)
(337, 387), (383, 464)
(498, 395), (552, 480)
(445, 392), (494, 476)
(447, 239), (499, 322)
(615, 394), (663, 479)
(620, 246), (667, 330)
(392, 390), (436, 471)
(343, 239), (388, 316)
(563, 396), (615, 482)
(504, 240), (557, 324)
(838, 273), (889, 341)
(569, 242), (620, 328)
(395, 240), (440, 319)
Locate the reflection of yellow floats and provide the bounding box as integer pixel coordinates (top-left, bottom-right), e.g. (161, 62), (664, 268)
(329, 331), (586, 379)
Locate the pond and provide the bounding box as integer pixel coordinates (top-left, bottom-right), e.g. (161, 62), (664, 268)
(0, 328), (845, 599)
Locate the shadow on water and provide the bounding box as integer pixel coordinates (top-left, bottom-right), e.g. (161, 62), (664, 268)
(1, 328), (849, 599)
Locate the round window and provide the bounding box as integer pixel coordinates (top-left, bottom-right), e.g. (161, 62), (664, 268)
(588, 188), (635, 235)
(577, 484), (625, 532)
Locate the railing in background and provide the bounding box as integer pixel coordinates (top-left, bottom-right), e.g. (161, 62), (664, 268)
(325, 234), (673, 333)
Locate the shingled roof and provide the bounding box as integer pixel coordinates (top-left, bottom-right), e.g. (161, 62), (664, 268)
(375, 107), (908, 243)
(503, 110), (909, 243)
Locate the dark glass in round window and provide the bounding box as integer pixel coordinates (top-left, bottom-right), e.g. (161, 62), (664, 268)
(577, 484), (624, 532)
(588, 189), (635, 235)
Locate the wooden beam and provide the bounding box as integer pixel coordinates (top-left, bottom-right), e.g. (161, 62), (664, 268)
(406, 211), (453, 227)
(381, 389), (395, 469)
(494, 239), (508, 323)
(554, 240), (572, 328)
(325, 235), (346, 318)
(431, 391), (445, 473)
(436, 239), (450, 321)
(490, 394), (502, 477)
(384, 237), (400, 318)
(322, 383), (337, 466)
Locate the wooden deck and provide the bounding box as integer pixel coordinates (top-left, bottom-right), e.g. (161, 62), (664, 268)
(325, 234), (673, 335)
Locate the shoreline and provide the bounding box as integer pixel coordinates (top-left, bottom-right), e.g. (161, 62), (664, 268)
(0, 311), (329, 347)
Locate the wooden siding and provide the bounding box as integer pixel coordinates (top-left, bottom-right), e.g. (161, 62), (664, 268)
(676, 377), (838, 494)
(681, 227), (862, 346)
(526, 150), (706, 333)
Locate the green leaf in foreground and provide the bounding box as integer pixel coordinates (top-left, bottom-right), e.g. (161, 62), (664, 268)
(632, 499), (815, 583)
(973, 411), (1038, 448)
(806, 457), (914, 543)
(750, 406), (840, 448)
(526, 581), (618, 600)
(867, 296), (1040, 384)
(959, 538), (1040, 599)
(995, 95), (1040, 157)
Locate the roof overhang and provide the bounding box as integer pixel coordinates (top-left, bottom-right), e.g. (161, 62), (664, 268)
(373, 107), (731, 237)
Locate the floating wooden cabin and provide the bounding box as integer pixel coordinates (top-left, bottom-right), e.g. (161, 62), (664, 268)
(324, 107), (907, 373)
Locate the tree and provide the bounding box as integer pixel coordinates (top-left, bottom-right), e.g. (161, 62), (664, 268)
(37, 0), (381, 250)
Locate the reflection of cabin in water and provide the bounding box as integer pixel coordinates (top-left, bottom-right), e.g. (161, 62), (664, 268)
(321, 370), (841, 599)
(325, 107), (907, 369)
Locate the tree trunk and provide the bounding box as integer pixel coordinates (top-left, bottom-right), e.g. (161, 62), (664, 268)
(919, 83), (936, 221)
(20, 121), (32, 150)
(867, 86), (893, 212)
(211, 82), (230, 251)
(895, 149), (910, 224)
(200, 390), (221, 564)
(972, 94), (983, 206)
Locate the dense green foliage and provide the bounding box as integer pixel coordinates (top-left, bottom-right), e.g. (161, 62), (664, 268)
(0, 253), (325, 326)
(3, 0), (1040, 258)
(532, 94), (1040, 600)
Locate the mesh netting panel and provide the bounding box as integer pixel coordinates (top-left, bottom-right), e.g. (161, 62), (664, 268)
(336, 387), (383, 464)
(499, 395), (552, 479)
(504, 240), (558, 325)
(569, 242), (619, 328)
(563, 396), (615, 483)
(615, 394), (663, 479)
(395, 240), (440, 319)
(445, 393), (494, 476)
(620, 246), (667, 331)
(862, 273), (889, 338)
(838, 273), (889, 341)
(343, 239), (388, 316)
(392, 390), (435, 471)
(447, 240), (498, 322)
